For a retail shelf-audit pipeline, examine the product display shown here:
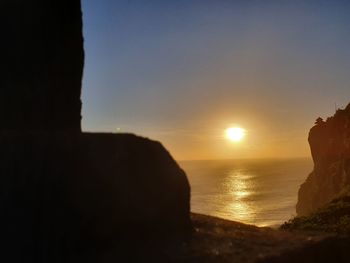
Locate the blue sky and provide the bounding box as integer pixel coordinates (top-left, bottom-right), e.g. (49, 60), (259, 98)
(81, 0), (350, 160)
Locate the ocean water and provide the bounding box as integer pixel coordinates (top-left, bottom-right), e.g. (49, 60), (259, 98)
(179, 158), (313, 227)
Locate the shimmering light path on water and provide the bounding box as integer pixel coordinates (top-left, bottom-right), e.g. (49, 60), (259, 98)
(180, 158), (312, 226)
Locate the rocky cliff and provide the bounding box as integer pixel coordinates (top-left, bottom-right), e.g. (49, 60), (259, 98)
(1, 0), (84, 131)
(0, 1), (192, 261)
(296, 103), (350, 216)
(1, 132), (191, 261)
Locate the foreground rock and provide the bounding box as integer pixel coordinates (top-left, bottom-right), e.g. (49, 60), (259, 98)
(0, 133), (191, 262)
(1, 1), (192, 261)
(297, 103), (350, 216)
(1, 0), (84, 131)
(79, 214), (349, 263)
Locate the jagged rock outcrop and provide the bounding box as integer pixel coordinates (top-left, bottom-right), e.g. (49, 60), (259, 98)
(296, 103), (350, 216)
(1, 0), (84, 131)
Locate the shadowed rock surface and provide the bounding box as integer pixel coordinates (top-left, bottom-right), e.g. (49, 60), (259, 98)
(0, 133), (191, 261)
(0, 1), (192, 261)
(297, 103), (350, 216)
(75, 214), (350, 263)
(0, 0), (84, 131)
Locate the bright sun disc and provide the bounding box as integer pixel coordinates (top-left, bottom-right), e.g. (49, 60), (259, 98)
(226, 127), (245, 142)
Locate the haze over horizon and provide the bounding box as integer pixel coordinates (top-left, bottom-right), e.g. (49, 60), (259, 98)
(81, 0), (350, 160)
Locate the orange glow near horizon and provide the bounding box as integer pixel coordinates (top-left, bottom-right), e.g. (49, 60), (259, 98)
(82, 1), (350, 161)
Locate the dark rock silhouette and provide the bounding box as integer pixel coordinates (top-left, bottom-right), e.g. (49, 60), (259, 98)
(297, 103), (350, 216)
(1, 132), (191, 261)
(1, 0), (84, 131)
(0, 1), (192, 261)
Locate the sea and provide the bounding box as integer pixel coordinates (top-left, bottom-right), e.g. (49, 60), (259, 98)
(179, 158), (313, 227)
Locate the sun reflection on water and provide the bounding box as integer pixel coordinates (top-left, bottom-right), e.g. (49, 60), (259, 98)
(183, 159), (313, 227)
(223, 170), (255, 223)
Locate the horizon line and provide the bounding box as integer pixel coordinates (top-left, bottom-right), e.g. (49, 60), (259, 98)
(177, 156), (312, 162)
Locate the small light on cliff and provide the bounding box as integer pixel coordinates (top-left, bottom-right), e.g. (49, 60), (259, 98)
(226, 127), (246, 142)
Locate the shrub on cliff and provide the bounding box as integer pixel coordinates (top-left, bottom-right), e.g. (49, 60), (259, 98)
(282, 195), (350, 235)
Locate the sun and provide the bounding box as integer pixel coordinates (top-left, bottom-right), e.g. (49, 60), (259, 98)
(226, 127), (246, 142)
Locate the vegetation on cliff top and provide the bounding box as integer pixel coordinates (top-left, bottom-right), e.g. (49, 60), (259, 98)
(282, 195), (350, 235)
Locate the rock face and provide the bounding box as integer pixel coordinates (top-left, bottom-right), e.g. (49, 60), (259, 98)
(0, 0), (192, 261)
(296, 104), (350, 216)
(1, 133), (191, 261)
(0, 0), (84, 131)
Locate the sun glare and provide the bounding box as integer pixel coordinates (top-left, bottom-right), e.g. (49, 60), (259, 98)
(226, 127), (246, 142)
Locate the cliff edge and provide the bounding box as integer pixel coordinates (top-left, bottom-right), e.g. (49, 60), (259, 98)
(296, 103), (350, 216)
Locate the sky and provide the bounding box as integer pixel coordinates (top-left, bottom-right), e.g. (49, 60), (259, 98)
(81, 0), (350, 160)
